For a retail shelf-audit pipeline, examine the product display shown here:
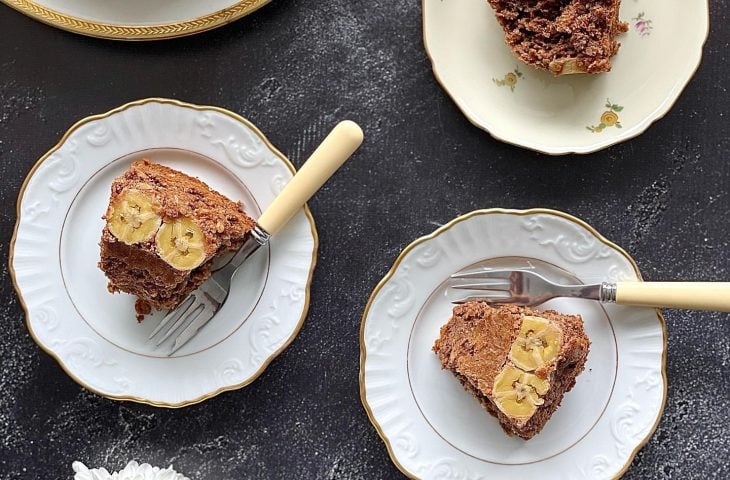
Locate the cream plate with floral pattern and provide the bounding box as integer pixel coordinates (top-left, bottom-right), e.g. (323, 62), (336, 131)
(360, 209), (666, 479)
(422, 0), (709, 154)
(10, 98), (317, 407)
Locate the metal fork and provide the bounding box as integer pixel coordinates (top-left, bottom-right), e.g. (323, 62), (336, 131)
(150, 120), (364, 355)
(450, 268), (730, 312)
(148, 226), (269, 354)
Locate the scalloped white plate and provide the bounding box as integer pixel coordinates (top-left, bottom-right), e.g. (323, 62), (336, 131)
(422, 0), (709, 154)
(10, 98), (317, 407)
(360, 209), (666, 479)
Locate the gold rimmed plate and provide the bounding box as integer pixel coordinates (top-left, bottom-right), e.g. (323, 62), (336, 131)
(1, 0), (271, 40)
(10, 98), (317, 407)
(360, 209), (666, 479)
(422, 0), (709, 154)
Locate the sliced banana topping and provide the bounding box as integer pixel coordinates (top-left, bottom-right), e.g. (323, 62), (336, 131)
(155, 217), (207, 271)
(107, 190), (162, 245)
(509, 316), (562, 371)
(493, 364), (550, 419)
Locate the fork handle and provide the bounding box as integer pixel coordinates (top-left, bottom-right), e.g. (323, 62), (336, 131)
(257, 120), (363, 235)
(612, 282), (730, 312)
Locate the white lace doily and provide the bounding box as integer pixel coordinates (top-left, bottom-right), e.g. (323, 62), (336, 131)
(72, 461), (190, 480)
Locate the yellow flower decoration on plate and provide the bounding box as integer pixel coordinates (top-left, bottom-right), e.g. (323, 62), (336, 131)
(587, 99), (624, 133)
(493, 67), (524, 92)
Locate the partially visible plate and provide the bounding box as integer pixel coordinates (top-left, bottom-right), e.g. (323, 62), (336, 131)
(1, 0), (270, 40)
(10, 98), (317, 407)
(422, 0), (709, 154)
(360, 209), (666, 479)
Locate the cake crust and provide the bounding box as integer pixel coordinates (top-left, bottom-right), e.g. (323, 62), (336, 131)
(433, 303), (590, 439)
(98, 159), (256, 316)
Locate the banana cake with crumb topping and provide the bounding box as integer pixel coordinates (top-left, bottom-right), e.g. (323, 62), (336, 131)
(433, 302), (589, 439)
(486, 0), (628, 74)
(98, 159), (256, 320)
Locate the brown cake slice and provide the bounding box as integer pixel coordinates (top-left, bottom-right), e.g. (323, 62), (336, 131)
(98, 159), (256, 320)
(433, 302), (589, 439)
(486, 0), (628, 74)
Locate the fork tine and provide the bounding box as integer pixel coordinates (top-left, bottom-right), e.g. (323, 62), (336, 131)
(450, 282), (511, 291)
(155, 303), (205, 346)
(451, 294), (516, 305)
(450, 269), (518, 280)
(149, 296), (195, 339)
(168, 307), (217, 356)
(452, 294), (540, 306)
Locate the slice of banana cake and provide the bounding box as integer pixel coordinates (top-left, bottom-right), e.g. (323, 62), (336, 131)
(433, 302), (590, 439)
(98, 159), (256, 320)
(486, 0), (628, 75)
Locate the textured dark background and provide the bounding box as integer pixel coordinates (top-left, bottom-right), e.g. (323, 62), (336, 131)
(0, 1), (728, 479)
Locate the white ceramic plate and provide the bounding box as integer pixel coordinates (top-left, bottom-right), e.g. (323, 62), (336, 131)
(1, 0), (270, 40)
(10, 98), (317, 407)
(360, 209), (666, 479)
(422, 0), (709, 154)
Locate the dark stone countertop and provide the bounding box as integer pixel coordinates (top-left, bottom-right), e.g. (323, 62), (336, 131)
(0, 1), (728, 479)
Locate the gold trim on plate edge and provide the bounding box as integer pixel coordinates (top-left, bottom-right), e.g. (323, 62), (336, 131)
(1, 0), (271, 41)
(359, 208), (668, 480)
(9, 97), (319, 408)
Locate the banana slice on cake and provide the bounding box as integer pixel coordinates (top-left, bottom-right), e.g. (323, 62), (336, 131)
(107, 190), (162, 245)
(492, 364), (549, 419)
(509, 316), (562, 372)
(156, 217), (207, 271)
